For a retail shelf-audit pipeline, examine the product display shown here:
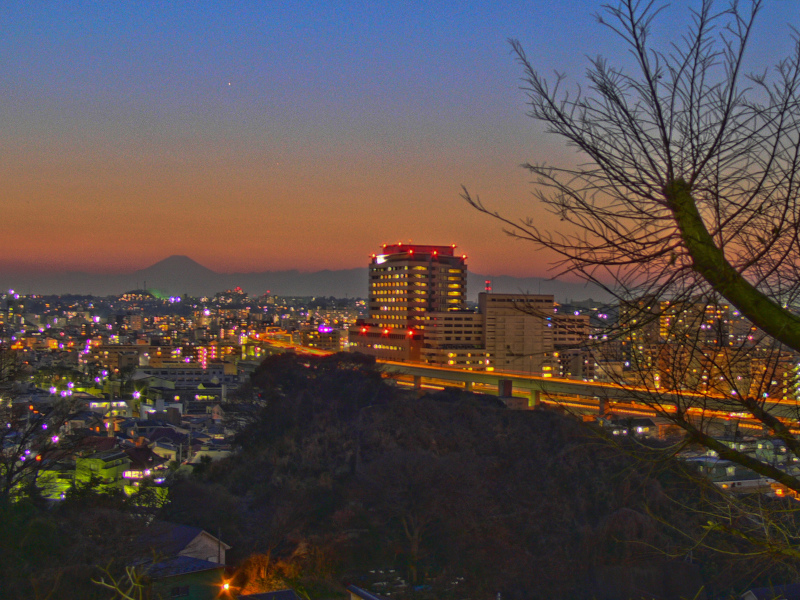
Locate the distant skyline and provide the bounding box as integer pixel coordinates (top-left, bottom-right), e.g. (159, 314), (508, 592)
(2, 1), (795, 278)
(0, 254), (613, 302)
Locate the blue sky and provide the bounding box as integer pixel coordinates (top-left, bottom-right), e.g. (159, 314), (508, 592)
(0, 1), (795, 277)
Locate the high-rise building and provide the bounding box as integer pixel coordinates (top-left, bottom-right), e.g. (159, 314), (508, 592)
(368, 243), (467, 322)
(349, 244), (591, 375)
(419, 311), (488, 369)
(349, 243), (468, 361)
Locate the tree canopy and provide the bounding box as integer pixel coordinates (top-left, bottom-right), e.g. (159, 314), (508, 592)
(468, 0), (800, 330)
(466, 0), (800, 493)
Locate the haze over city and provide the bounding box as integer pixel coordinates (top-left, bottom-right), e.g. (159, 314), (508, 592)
(3, 1), (793, 281)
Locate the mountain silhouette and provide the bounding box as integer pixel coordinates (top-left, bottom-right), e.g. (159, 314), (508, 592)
(0, 256), (613, 302)
(138, 255), (217, 278)
(130, 256), (220, 296)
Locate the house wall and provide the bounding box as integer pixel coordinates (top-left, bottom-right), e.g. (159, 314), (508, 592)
(152, 567), (226, 600)
(480, 293), (556, 376)
(180, 532), (227, 565)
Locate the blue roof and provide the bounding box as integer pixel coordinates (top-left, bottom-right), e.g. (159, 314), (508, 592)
(346, 585), (392, 600)
(139, 522), (206, 556)
(147, 555), (223, 579)
(239, 590), (301, 600)
(745, 583), (800, 600)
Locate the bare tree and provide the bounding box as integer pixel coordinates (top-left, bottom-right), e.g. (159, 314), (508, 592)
(464, 0), (800, 492)
(0, 344), (82, 502)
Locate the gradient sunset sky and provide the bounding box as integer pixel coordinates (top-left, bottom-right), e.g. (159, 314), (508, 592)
(1, 1), (794, 278)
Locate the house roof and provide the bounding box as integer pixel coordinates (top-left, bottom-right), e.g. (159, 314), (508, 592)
(124, 446), (168, 470)
(239, 590), (301, 600)
(77, 436), (119, 452)
(80, 449), (128, 463)
(135, 419), (171, 429)
(146, 555), (224, 579)
(346, 585), (392, 600)
(140, 522), (231, 558)
(146, 428), (188, 445)
(743, 583), (800, 600)
(69, 410), (104, 423)
(150, 523), (203, 555)
(215, 402), (259, 414)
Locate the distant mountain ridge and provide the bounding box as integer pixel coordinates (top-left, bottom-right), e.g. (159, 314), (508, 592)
(0, 255), (613, 302)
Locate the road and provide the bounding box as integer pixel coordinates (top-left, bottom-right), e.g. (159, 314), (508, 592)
(253, 336), (800, 432)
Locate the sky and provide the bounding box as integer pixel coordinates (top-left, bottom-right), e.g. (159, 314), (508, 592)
(1, 1), (795, 278)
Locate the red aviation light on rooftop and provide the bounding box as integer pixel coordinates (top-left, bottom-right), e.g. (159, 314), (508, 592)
(383, 328), (390, 335)
(380, 244), (456, 256)
(361, 327), (367, 334)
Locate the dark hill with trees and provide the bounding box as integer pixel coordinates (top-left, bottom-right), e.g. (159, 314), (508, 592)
(162, 353), (797, 599)
(4, 353), (798, 599)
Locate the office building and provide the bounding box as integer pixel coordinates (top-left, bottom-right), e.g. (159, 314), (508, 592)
(350, 244), (591, 375)
(349, 243), (468, 361)
(480, 293), (557, 376)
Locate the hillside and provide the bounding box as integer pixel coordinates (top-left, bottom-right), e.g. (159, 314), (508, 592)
(161, 353), (793, 599)
(4, 353), (796, 599)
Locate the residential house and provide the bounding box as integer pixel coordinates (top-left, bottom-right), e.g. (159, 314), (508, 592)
(147, 555), (227, 600)
(347, 585), (391, 600)
(138, 523), (233, 600)
(239, 591), (301, 600)
(75, 449), (131, 492)
(742, 583), (800, 600)
(142, 523), (231, 565)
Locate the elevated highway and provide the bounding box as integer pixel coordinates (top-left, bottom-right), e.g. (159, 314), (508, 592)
(379, 360), (701, 407)
(377, 360), (800, 427)
(253, 336), (800, 428)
